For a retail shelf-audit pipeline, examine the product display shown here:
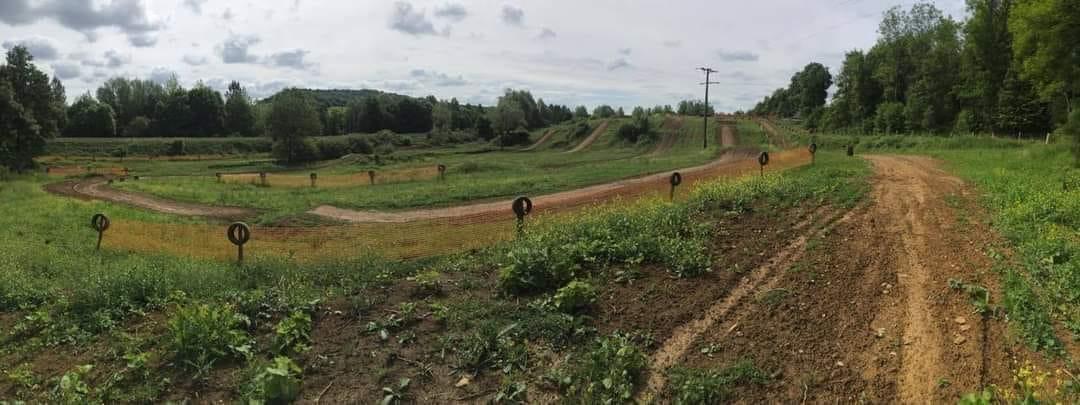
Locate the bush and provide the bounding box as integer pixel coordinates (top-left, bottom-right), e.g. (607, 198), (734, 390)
(349, 137), (373, 154)
(559, 334), (646, 403)
(168, 139), (186, 156)
(272, 137), (320, 164)
(123, 116), (152, 137)
(570, 121), (591, 138)
(166, 304), (252, 373)
(553, 281), (597, 313)
(315, 137), (350, 160)
(495, 129), (531, 147)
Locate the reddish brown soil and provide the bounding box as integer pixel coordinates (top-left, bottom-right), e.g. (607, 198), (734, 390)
(640, 155), (1019, 403)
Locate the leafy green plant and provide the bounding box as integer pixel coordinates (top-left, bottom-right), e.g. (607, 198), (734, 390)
(452, 323), (527, 374)
(553, 280), (598, 313)
(50, 364), (94, 405)
(381, 378), (411, 405)
(166, 303), (252, 374)
(410, 270), (443, 296)
(273, 310), (312, 355)
(493, 379), (528, 404)
(668, 360), (770, 404)
(558, 333), (647, 403)
(243, 356), (303, 404)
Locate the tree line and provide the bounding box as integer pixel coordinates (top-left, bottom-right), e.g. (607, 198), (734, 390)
(751, 0), (1080, 153)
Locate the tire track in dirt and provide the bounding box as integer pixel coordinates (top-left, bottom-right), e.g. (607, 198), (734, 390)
(654, 154), (1013, 403)
(565, 120), (610, 153)
(521, 129), (555, 151)
(44, 177), (255, 221)
(639, 205), (856, 399)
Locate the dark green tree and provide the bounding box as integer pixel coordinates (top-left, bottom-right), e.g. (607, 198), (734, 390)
(267, 89), (322, 164)
(186, 83), (225, 136)
(0, 46), (65, 171)
(224, 81), (256, 136)
(66, 94), (117, 138)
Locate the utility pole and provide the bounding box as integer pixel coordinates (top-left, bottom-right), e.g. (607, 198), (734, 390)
(698, 67), (719, 149)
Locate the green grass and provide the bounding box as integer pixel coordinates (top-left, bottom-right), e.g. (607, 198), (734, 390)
(929, 146), (1079, 354)
(0, 149), (868, 402)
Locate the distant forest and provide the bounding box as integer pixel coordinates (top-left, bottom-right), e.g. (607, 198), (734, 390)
(751, 0), (1079, 140)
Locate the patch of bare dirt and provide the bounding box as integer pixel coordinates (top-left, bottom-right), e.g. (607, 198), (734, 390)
(645, 155), (1018, 403)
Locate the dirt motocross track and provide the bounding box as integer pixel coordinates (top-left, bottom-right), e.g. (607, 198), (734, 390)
(638, 154), (1015, 402)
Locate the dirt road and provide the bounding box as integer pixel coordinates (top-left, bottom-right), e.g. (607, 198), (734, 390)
(310, 125), (765, 223)
(639, 155), (1013, 402)
(44, 177), (255, 221)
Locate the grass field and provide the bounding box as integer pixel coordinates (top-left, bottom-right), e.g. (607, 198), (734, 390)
(78, 116), (726, 223)
(0, 150), (867, 403)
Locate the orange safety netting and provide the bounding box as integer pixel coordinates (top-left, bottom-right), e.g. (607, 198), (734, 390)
(220, 166), (441, 188)
(46, 165), (129, 176)
(98, 149), (811, 262)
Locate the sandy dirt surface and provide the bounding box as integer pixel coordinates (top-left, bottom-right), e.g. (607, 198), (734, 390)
(44, 177), (256, 221)
(566, 120), (610, 153)
(638, 154), (1015, 402)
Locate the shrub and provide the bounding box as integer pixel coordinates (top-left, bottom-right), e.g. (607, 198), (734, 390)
(495, 129), (531, 147)
(272, 137), (320, 164)
(168, 139), (186, 156)
(349, 137), (374, 154)
(123, 116), (152, 137)
(558, 334), (646, 403)
(315, 138), (350, 160)
(570, 121), (591, 138)
(553, 281), (597, 313)
(166, 304), (252, 373)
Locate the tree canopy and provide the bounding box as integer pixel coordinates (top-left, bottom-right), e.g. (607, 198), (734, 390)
(0, 46), (65, 171)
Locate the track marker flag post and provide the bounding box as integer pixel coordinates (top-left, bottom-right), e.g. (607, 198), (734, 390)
(227, 222), (252, 264)
(438, 164), (447, 181)
(90, 213), (110, 251)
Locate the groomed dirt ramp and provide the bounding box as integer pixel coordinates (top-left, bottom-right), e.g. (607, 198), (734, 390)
(565, 120), (610, 153)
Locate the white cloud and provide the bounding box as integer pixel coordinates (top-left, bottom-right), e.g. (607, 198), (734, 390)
(501, 5), (524, 27)
(0, 0), (968, 111)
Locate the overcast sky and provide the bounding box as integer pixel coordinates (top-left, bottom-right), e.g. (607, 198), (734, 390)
(0, 0), (967, 111)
